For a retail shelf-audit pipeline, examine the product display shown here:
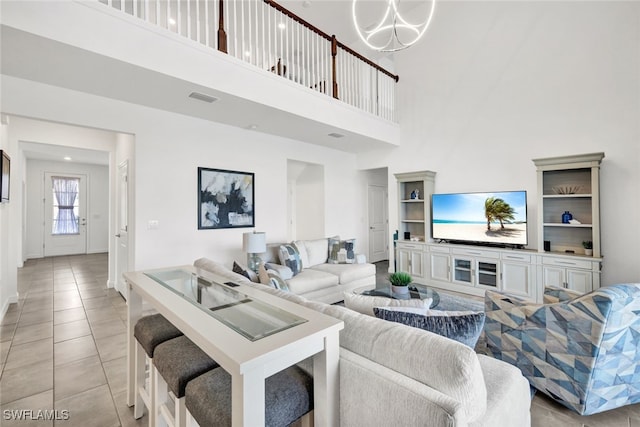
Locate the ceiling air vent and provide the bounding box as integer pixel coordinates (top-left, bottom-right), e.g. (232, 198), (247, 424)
(188, 92), (218, 103)
(328, 132), (344, 138)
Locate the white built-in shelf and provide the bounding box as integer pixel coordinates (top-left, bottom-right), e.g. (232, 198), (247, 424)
(542, 194), (593, 199)
(401, 199), (425, 203)
(543, 223), (593, 228)
(401, 220), (425, 223)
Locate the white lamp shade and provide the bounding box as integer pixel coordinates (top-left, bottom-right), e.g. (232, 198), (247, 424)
(243, 232), (266, 254)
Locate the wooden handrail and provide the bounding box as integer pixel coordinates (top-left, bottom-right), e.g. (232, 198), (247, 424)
(336, 41), (399, 82)
(262, 0), (398, 82)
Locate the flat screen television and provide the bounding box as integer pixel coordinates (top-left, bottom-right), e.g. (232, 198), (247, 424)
(0, 150), (9, 203)
(432, 191), (527, 247)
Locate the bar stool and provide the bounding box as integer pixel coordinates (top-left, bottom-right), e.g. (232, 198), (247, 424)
(153, 335), (219, 427)
(184, 365), (314, 427)
(133, 314), (184, 425)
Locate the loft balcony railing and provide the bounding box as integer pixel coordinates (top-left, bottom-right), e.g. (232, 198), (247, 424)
(98, 0), (399, 122)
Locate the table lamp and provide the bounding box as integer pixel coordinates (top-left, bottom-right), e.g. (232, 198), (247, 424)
(243, 231), (266, 273)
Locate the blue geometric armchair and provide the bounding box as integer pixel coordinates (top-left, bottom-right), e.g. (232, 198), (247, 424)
(484, 284), (640, 415)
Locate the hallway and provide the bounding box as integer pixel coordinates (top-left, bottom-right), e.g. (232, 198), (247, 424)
(0, 253), (144, 426)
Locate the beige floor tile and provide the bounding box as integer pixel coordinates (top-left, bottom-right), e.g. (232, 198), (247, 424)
(4, 338), (53, 370)
(1, 309), (21, 325)
(17, 309), (53, 327)
(82, 296), (114, 310)
(53, 282), (77, 292)
(53, 307), (86, 325)
(95, 333), (127, 362)
(54, 335), (97, 366)
(0, 389), (54, 427)
(79, 288), (109, 300)
(53, 319), (92, 343)
(112, 390), (148, 427)
(0, 359), (53, 404)
(53, 296), (84, 311)
(0, 323), (16, 342)
(12, 321), (53, 345)
(102, 356), (127, 395)
(55, 384), (119, 427)
(90, 318), (126, 340)
(54, 355), (107, 400)
(86, 307), (120, 324)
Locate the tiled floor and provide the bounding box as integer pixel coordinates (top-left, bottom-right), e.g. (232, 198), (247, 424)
(1, 255), (638, 426)
(0, 253), (145, 427)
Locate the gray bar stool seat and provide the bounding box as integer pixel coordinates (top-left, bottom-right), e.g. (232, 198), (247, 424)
(133, 314), (183, 424)
(185, 365), (314, 427)
(153, 335), (219, 427)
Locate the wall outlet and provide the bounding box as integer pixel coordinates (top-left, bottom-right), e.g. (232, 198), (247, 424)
(148, 220), (159, 230)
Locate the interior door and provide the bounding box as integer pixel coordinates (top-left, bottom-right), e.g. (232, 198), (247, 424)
(115, 160), (129, 298)
(44, 172), (87, 256)
(368, 185), (388, 263)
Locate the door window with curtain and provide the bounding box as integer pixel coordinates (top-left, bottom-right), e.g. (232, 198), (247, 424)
(51, 176), (80, 235)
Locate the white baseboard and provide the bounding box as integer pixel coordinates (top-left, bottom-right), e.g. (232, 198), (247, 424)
(1, 294), (19, 322)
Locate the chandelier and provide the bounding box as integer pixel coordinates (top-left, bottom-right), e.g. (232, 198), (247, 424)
(352, 0), (436, 52)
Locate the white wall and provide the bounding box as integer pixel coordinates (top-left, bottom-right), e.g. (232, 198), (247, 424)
(24, 159), (109, 258)
(0, 116), (16, 318)
(1, 76), (364, 274)
(294, 163), (325, 240)
(360, 1), (640, 286)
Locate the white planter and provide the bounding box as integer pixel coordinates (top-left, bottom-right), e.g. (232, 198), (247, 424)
(392, 285), (410, 295)
(584, 249), (593, 256)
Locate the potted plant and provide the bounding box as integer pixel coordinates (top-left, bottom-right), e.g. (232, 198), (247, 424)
(582, 241), (593, 256)
(389, 271), (412, 295)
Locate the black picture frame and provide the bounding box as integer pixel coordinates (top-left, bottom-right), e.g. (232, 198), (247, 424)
(198, 167), (255, 230)
(0, 150), (10, 203)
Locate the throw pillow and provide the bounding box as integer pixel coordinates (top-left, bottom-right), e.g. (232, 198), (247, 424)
(373, 308), (486, 348)
(343, 292), (432, 317)
(278, 244), (302, 276)
(257, 263), (276, 289)
(264, 263), (294, 280)
(267, 269), (290, 292)
(232, 261), (259, 283)
(328, 238), (356, 264)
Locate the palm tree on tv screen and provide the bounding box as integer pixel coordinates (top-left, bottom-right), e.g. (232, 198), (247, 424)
(485, 197), (516, 230)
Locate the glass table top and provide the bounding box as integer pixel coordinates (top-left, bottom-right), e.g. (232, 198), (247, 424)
(145, 269), (307, 341)
(361, 283), (440, 308)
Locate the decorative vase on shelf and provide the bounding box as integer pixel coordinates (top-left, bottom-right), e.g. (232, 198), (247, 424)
(584, 249), (593, 256)
(561, 211), (573, 224)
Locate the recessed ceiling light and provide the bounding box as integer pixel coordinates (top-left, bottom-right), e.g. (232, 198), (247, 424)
(64, 156), (72, 161)
(302, 1), (311, 8)
(244, 51), (251, 58)
(328, 132), (344, 138)
(278, 23), (286, 30)
(188, 92), (218, 103)
(247, 124), (258, 130)
(169, 18), (176, 25)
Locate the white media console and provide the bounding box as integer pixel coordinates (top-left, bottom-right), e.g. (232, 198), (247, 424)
(396, 241), (602, 303)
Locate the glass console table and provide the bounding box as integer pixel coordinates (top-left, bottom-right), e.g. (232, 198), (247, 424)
(125, 265), (343, 427)
(145, 269), (307, 341)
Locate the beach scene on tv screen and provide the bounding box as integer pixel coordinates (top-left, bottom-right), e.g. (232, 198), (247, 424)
(432, 192), (527, 245)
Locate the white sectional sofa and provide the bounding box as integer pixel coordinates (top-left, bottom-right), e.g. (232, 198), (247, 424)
(260, 238), (376, 304)
(194, 258), (532, 426)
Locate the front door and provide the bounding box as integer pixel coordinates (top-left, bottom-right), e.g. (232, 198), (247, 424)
(368, 185), (388, 263)
(115, 160), (129, 298)
(44, 172), (87, 256)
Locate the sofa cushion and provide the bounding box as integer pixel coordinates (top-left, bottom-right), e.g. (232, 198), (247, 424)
(343, 292), (431, 317)
(278, 244), (302, 275)
(311, 263), (375, 285)
(328, 238), (356, 264)
(303, 302), (488, 423)
(292, 241), (309, 268)
(373, 308), (486, 348)
(286, 269), (339, 295)
(295, 239), (329, 267)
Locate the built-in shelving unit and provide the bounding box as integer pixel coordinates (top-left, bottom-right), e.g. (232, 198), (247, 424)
(395, 171), (436, 242)
(533, 152), (604, 257)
